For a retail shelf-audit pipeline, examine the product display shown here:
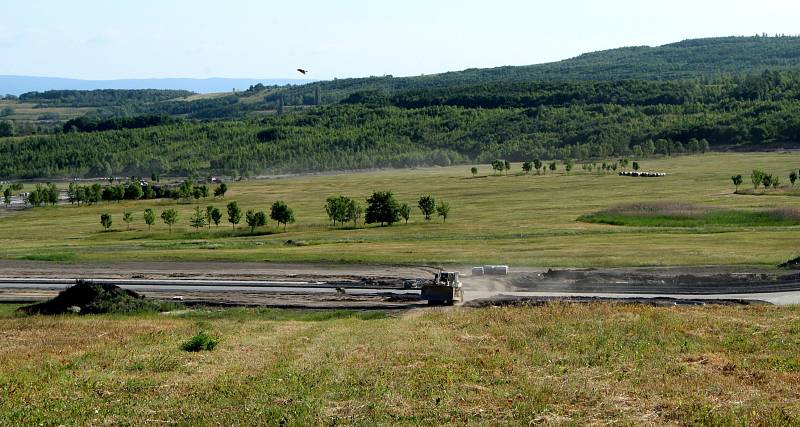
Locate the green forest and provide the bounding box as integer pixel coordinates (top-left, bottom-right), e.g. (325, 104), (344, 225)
(1, 36), (800, 179)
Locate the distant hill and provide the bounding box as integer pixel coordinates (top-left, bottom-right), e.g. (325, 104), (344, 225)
(276, 36), (800, 104)
(0, 76), (314, 96)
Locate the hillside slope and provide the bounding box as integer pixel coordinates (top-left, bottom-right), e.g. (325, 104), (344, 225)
(277, 36), (800, 104)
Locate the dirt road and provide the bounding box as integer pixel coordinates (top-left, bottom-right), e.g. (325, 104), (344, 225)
(1, 261), (799, 307)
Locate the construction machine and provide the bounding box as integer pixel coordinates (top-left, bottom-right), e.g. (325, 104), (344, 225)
(421, 271), (463, 305)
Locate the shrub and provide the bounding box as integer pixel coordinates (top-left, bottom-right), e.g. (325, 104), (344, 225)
(181, 330), (218, 352)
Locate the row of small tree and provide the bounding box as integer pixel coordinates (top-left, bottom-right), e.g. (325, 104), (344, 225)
(477, 158), (639, 177)
(68, 181), (228, 206)
(731, 169), (799, 191)
(100, 200), (294, 233)
(325, 192), (450, 227)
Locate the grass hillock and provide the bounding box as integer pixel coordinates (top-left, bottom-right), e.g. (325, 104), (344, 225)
(579, 202), (800, 228)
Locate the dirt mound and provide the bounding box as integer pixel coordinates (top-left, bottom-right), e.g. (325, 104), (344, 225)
(19, 280), (167, 315)
(779, 257), (800, 269)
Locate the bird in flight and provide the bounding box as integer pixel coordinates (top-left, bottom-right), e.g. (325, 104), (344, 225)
(297, 69), (308, 75)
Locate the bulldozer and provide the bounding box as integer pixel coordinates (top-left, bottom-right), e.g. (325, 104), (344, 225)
(421, 271), (463, 305)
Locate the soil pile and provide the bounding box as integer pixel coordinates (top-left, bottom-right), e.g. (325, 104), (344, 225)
(19, 280), (167, 315)
(779, 256), (800, 269)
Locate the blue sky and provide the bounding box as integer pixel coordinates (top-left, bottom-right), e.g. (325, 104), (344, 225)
(1, 0), (799, 80)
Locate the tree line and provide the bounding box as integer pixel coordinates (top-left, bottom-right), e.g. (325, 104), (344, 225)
(325, 192), (449, 227)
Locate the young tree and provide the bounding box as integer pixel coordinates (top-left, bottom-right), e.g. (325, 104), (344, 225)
(564, 159), (574, 174)
(227, 201), (242, 229)
(346, 198), (363, 228)
(365, 191), (400, 226)
(503, 160), (511, 175)
(772, 176), (781, 189)
(436, 201), (451, 223)
(123, 211), (134, 230)
(522, 161), (532, 174)
(762, 173), (774, 189)
(470, 166), (478, 177)
(731, 174), (743, 191)
(176, 180), (193, 202)
(399, 203), (411, 224)
(533, 159), (542, 175)
(549, 162), (557, 172)
(325, 196), (350, 226)
(161, 208), (178, 234)
(3, 188), (11, 206)
(207, 206), (222, 227)
(632, 162), (640, 171)
(418, 195), (436, 220)
(270, 201), (295, 231)
(100, 213), (112, 231)
(790, 171), (797, 187)
(190, 206), (207, 230)
(143, 208), (156, 231)
(214, 183), (228, 198)
(46, 183), (58, 206)
(752, 169), (765, 189)
(67, 182), (77, 204)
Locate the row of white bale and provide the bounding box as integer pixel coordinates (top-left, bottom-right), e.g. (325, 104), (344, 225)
(618, 171), (667, 177)
(472, 265), (509, 276)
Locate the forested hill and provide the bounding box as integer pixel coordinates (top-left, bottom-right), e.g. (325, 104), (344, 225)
(278, 36), (800, 104)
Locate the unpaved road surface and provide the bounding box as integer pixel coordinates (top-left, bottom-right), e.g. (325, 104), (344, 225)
(1, 261), (799, 307)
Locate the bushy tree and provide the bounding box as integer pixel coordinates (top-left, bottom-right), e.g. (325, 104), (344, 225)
(549, 162), (557, 172)
(125, 182), (143, 200)
(365, 191), (400, 226)
(436, 201), (451, 223)
(3, 188), (11, 206)
(143, 208), (156, 231)
(503, 160), (511, 175)
(790, 171), (797, 187)
(325, 196), (350, 226)
(470, 166), (478, 177)
(522, 161), (532, 174)
(418, 195), (435, 220)
(245, 209), (267, 232)
(491, 160), (504, 175)
(161, 208), (178, 233)
(632, 162), (640, 171)
(533, 159), (542, 174)
(270, 201), (295, 230)
(100, 213), (112, 231)
(227, 201), (242, 229)
(214, 183), (228, 198)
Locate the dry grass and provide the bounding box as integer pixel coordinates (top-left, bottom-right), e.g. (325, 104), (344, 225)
(1, 303), (799, 425)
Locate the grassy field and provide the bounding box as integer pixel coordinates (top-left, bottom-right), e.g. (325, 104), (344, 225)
(1, 303), (798, 425)
(0, 100), (94, 122)
(1, 152), (800, 267)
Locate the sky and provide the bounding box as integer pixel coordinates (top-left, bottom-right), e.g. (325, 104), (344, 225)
(1, 0), (799, 80)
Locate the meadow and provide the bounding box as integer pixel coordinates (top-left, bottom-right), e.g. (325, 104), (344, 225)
(1, 152), (800, 267)
(1, 303), (798, 425)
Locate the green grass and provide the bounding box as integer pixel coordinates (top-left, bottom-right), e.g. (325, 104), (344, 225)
(2, 303), (799, 424)
(580, 202), (800, 227)
(2, 152), (800, 267)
